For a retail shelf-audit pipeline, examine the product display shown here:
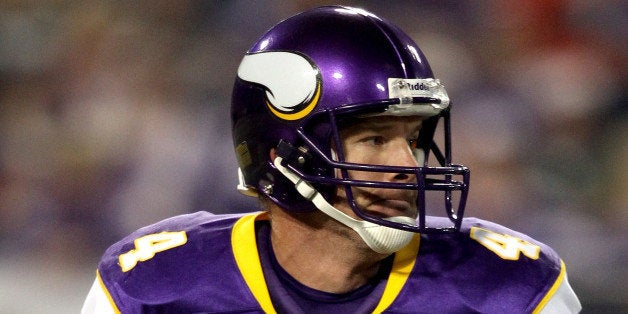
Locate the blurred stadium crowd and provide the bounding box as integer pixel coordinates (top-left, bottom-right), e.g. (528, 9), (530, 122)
(0, 0), (625, 312)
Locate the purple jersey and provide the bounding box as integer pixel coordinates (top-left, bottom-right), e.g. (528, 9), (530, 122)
(92, 211), (572, 313)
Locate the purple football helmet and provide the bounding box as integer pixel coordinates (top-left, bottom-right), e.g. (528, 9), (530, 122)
(231, 5), (469, 233)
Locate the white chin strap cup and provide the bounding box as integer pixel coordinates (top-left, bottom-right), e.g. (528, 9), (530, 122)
(273, 157), (415, 254)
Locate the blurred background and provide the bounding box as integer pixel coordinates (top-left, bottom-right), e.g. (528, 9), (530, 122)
(0, 0), (625, 312)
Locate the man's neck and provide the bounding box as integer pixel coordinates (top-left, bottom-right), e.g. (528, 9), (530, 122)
(268, 207), (390, 293)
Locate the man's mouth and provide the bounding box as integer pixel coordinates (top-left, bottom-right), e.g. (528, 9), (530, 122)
(365, 199), (415, 218)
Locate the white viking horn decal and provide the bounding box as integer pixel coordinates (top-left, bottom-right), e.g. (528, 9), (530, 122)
(237, 51), (321, 120)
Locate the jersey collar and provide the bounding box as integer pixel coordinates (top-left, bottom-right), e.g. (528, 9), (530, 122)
(231, 212), (421, 313)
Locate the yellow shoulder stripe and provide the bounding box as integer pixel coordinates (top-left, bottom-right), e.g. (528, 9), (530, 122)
(96, 269), (121, 314)
(231, 212), (277, 313)
(532, 259), (567, 314)
(372, 234), (421, 313)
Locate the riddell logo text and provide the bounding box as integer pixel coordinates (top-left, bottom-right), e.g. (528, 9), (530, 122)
(406, 82), (429, 91)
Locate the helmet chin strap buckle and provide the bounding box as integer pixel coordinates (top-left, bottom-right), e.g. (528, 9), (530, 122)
(275, 140), (296, 159)
(275, 140), (311, 165)
(273, 156), (415, 254)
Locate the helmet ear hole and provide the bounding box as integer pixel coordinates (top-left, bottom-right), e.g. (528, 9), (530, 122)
(269, 148), (277, 163)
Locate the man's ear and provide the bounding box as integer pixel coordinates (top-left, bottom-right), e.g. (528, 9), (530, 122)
(270, 148), (277, 162)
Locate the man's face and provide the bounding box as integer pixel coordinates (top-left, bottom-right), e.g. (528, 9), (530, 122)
(332, 115), (422, 220)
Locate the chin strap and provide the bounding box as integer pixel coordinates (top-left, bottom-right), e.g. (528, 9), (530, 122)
(273, 156), (415, 254)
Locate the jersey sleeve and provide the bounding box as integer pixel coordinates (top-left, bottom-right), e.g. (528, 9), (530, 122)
(81, 272), (118, 314)
(535, 264), (581, 313)
(81, 212), (263, 313)
(463, 218), (582, 313)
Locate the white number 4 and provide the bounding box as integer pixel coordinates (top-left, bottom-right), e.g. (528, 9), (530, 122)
(118, 231), (187, 272)
(470, 227), (540, 260)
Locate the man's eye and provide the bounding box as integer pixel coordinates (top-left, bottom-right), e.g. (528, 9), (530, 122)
(362, 136), (385, 145)
(408, 138), (418, 149)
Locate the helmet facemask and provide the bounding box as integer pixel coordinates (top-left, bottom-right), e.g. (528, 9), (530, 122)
(272, 98), (470, 240)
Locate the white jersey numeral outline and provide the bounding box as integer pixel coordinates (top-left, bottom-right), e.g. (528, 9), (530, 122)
(118, 231), (187, 272)
(470, 227), (540, 260)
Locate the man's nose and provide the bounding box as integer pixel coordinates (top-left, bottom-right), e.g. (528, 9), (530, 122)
(394, 140), (420, 167)
(390, 140), (419, 181)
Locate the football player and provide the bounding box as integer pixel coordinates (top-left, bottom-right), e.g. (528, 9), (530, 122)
(82, 6), (581, 313)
